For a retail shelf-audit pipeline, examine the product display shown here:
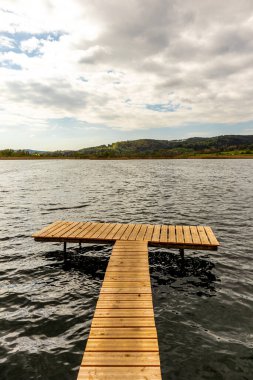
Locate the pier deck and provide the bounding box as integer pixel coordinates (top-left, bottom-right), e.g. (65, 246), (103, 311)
(32, 221), (219, 379)
(33, 221), (219, 250)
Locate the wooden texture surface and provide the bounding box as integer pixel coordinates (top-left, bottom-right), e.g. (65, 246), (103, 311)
(33, 221), (219, 249)
(76, 240), (162, 380)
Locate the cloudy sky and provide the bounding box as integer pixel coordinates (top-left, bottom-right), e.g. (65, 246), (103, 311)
(1, 0), (253, 150)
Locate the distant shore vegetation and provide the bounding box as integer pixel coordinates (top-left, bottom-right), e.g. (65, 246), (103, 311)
(1, 135), (253, 159)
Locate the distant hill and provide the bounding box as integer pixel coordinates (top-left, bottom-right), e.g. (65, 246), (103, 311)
(75, 135), (253, 158)
(1, 135), (253, 159)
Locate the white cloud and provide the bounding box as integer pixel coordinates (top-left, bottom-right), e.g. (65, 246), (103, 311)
(1, 0), (253, 148)
(0, 35), (15, 48)
(20, 37), (43, 53)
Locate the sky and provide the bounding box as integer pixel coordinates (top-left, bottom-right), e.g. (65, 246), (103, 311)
(1, 0), (253, 150)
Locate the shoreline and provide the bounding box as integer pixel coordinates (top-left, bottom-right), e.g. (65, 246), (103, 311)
(1, 155), (253, 160)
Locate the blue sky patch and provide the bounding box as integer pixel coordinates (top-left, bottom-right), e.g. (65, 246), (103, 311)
(0, 31), (64, 56)
(0, 60), (22, 70)
(146, 101), (181, 112)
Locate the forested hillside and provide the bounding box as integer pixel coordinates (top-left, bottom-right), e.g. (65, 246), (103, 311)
(1, 135), (253, 158)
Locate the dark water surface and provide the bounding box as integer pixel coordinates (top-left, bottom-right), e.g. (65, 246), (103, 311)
(0, 159), (252, 380)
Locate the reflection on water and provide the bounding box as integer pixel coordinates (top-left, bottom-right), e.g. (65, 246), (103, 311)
(150, 248), (217, 295)
(0, 159), (253, 380)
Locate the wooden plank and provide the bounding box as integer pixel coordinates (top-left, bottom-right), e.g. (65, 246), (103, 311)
(89, 327), (157, 339)
(96, 300), (153, 309)
(104, 274), (151, 282)
(109, 256), (149, 261)
(74, 222), (98, 239)
(197, 226), (210, 245)
(98, 223), (117, 240)
(114, 246), (146, 251)
(128, 224), (142, 240)
(107, 264), (149, 270)
(91, 317), (155, 327)
(143, 225), (154, 241)
(94, 309), (154, 318)
(159, 225), (168, 243)
(190, 226), (201, 244)
(168, 225), (176, 243)
(103, 279), (151, 285)
(78, 366), (161, 380)
(111, 252), (147, 256)
(107, 266), (149, 272)
(106, 267), (149, 273)
(106, 266), (149, 272)
(111, 253), (148, 258)
(108, 255), (148, 263)
(106, 224), (124, 240)
(90, 223), (109, 239)
(108, 259), (148, 265)
(32, 221), (62, 237)
(86, 338), (159, 352)
(69, 222), (92, 238)
(115, 240), (147, 246)
(41, 221), (69, 237)
(100, 287), (152, 294)
(151, 225), (161, 242)
(135, 224), (149, 241)
(81, 352), (161, 366)
(102, 281), (150, 288)
(84, 223), (105, 239)
(59, 222), (84, 238)
(112, 224), (130, 240)
(112, 246), (148, 250)
(47, 221), (76, 238)
(175, 225), (184, 244)
(98, 294), (152, 301)
(113, 248), (147, 251)
(204, 226), (219, 246)
(183, 226), (192, 244)
(81, 222), (105, 239)
(42, 221), (68, 236)
(108, 264), (148, 272)
(115, 247), (148, 250)
(120, 224), (136, 240)
(55, 221), (80, 238)
(111, 252), (148, 255)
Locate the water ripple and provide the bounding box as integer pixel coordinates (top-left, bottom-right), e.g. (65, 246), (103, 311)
(0, 159), (253, 380)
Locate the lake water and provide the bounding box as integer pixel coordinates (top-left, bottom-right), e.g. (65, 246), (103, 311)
(0, 159), (252, 380)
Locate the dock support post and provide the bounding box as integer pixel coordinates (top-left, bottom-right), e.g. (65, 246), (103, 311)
(63, 242), (67, 263)
(79, 242), (82, 250)
(179, 248), (184, 260)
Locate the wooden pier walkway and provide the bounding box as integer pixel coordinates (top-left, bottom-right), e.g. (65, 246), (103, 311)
(33, 221), (219, 379)
(77, 240), (161, 379)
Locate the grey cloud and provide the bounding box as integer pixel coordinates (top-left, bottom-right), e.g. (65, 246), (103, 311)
(204, 57), (253, 80)
(157, 76), (209, 98)
(79, 46), (108, 64)
(80, 0), (253, 70)
(210, 26), (253, 55)
(6, 80), (87, 110)
(79, 0), (183, 62)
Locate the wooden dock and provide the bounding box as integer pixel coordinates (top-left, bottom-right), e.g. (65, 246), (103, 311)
(33, 221), (219, 379)
(33, 221), (219, 250)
